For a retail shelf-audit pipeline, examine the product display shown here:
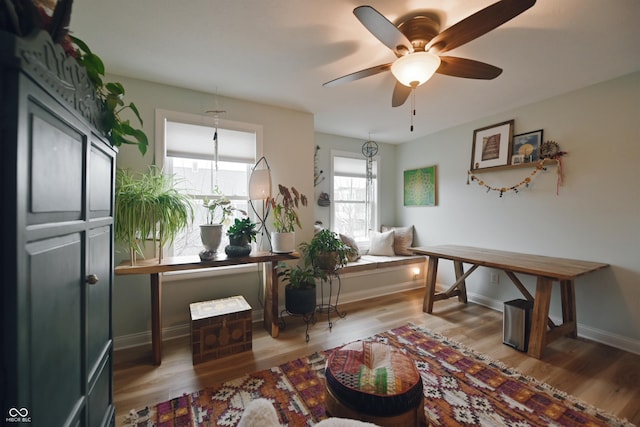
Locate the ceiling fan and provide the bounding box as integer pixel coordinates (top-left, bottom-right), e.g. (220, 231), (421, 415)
(324, 0), (536, 107)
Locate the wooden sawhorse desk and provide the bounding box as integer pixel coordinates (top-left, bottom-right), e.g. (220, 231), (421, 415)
(115, 251), (299, 365)
(410, 245), (609, 359)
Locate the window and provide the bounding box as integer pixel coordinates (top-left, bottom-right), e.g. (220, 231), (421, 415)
(155, 109), (261, 259)
(332, 153), (378, 242)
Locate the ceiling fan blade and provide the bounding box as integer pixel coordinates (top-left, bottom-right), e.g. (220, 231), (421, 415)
(323, 63), (392, 87)
(392, 81), (412, 107)
(437, 57), (503, 79)
(353, 6), (414, 56)
(426, 0), (536, 54)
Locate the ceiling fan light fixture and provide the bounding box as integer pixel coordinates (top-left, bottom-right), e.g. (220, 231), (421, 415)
(390, 52), (441, 87)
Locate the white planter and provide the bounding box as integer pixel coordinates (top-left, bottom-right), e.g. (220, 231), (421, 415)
(271, 231), (295, 254)
(200, 224), (223, 260)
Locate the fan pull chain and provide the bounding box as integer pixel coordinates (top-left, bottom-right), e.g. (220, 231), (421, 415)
(410, 89), (416, 132)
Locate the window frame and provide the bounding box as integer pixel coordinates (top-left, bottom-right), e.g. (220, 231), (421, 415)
(330, 149), (380, 247)
(154, 108), (264, 278)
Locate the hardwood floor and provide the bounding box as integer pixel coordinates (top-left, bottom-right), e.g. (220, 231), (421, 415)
(113, 289), (640, 425)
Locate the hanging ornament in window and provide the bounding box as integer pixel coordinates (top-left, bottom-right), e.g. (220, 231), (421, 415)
(361, 138), (378, 232)
(361, 139), (378, 183)
(206, 101), (226, 193)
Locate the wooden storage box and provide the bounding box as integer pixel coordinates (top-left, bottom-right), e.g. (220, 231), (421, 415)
(190, 295), (252, 364)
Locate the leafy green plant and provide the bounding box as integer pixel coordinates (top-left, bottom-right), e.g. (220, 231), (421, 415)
(267, 184), (308, 233)
(70, 36), (149, 155)
(115, 167), (193, 261)
(0, 1), (148, 155)
(277, 262), (317, 290)
(226, 217), (258, 244)
(202, 186), (246, 225)
(299, 229), (354, 274)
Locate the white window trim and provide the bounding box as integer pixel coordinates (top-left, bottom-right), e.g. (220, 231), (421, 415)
(330, 149), (381, 247)
(154, 108), (264, 278)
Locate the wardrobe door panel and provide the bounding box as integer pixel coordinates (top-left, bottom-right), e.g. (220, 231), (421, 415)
(27, 233), (83, 426)
(29, 105), (84, 224)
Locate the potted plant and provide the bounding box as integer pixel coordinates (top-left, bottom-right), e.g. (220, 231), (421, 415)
(115, 167), (193, 264)
(0, 0), (149, 156)
(199, 187), (245, 260)
(299, 229), (354, 275)
(267, 184), (308, 253)
(224, 217), (258, 257)
(278, 262), (317, 315)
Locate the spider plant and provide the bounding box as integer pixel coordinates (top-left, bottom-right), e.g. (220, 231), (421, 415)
(115, 166), (193, 263)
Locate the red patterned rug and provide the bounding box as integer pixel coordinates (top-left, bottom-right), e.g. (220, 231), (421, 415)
(123, 323), (634, 427)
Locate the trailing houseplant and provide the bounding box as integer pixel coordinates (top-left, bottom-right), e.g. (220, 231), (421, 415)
(0, 0), (149, 155)
(266, 184), (308, 253)
(71, 36), (148, 155)
(299, 229), (354, 275)
(115, 166), (193, 263)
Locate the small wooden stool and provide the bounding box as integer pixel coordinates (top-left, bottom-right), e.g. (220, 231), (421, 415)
(324, 341), (426, 427)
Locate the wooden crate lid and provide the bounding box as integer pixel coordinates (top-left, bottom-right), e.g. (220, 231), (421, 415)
(190, 295), (251, 321)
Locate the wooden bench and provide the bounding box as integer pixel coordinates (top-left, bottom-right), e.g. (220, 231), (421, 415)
(340, 254), (427, 275)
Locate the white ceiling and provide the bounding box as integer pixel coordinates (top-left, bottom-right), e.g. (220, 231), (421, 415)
(70, 0), (640, 144)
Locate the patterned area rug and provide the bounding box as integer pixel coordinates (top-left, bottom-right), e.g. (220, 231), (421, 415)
(123, 323), (634, 427)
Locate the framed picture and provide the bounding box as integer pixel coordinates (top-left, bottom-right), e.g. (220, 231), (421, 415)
(470, 120), (514, 170)
(512, 129), (543, 163)
(511, 154), (524, 165)
(404, 165), (437, 206)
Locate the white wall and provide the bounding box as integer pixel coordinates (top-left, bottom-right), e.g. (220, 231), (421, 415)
(110, 75), (315, 340)
(397, 72), (640, 352)
(112, 71), (640, 354)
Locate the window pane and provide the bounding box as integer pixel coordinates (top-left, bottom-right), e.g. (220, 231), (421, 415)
(168, 156), (251, 256)
(171, 158), (250, 197)
(333, 155), (377, 240)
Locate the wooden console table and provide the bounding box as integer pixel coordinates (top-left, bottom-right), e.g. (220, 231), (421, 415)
(115, 251), (299, 365)
(410, 245), (609, 359)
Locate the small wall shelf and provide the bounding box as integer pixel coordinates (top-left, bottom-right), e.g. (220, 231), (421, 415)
(470, 158), (558, 173)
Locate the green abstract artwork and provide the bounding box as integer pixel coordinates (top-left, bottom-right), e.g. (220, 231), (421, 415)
(404, 166), (436, 206)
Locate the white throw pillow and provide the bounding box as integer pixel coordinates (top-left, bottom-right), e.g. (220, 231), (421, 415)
(368, 230), (395, 256)
(339, 233), (360, 262)
(381, 225), (415, 256)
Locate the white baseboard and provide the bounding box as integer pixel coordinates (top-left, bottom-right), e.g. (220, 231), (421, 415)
(114, 284), (639, 356)
(466, 291), (640, 355)
(114, 279), (423, 351)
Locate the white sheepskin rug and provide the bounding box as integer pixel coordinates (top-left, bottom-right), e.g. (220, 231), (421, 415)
(237, 398), (380, 427)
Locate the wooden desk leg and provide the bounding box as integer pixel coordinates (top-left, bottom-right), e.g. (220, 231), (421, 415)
(423, 256), (439, 313)
(561, 279), (577, 338)
(263, 261), (280, 338)
(453, 260), (468, 304)
(527, 277), (552, 359)
(150, 273), (162, 365)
